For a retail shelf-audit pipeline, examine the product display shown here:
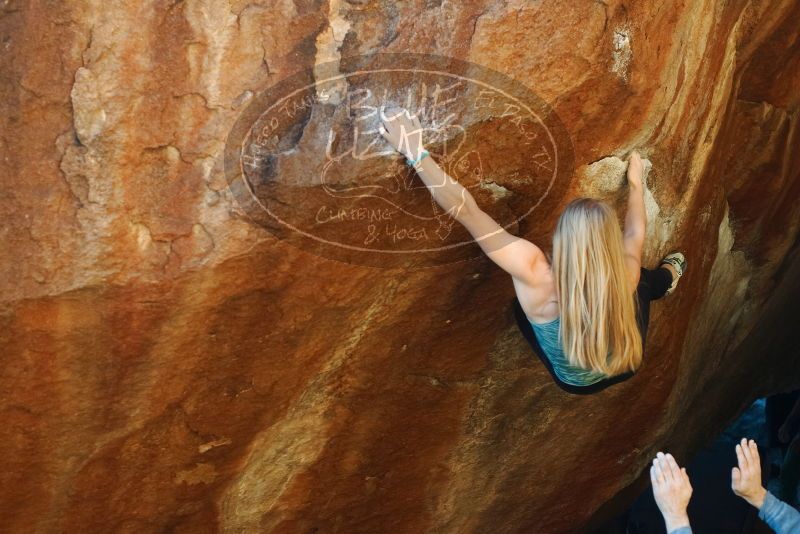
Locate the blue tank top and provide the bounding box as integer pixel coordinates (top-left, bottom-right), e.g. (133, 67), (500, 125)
(529, 316), (610, 386)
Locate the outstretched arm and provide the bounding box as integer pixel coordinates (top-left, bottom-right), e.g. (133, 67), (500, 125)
(623, 150), (646, 283)
(420, 153), (545, 286)
(378, 106), (545, 286)
(732, 437), (800, 534)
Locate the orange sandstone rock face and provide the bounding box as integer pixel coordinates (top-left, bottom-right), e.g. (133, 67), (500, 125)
(1, 1), (799, 532)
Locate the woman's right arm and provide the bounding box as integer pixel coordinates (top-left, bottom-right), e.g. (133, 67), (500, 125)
(623, 151), (646, 284)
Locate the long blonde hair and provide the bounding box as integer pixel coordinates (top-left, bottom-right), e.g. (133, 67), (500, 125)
(551, 197), (643, 375)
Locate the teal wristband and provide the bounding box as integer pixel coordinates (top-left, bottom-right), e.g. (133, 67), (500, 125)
(406, 149), (429, 166)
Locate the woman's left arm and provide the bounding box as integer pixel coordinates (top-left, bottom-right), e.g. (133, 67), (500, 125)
(379, 106), (545, 286)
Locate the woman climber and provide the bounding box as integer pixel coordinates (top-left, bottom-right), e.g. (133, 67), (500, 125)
(378, 105), (687, 394)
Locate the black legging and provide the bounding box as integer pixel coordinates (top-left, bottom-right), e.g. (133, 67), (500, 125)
(512, 266), (673, 395)
(635, 266), (673, 348)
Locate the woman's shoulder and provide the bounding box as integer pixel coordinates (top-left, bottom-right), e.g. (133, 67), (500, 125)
(513, 264), (559, 324)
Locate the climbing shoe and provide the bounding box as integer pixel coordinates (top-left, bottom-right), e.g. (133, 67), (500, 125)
(660, 252), (686, 296)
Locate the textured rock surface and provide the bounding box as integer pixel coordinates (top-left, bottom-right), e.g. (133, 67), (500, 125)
(1, 0), (799, 532)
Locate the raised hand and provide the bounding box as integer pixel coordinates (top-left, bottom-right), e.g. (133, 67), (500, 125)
(627, 149), (644, 189)
(732, 437), (767, 509)
(378, 105), (425, 161)
(651, 452), (692, 533)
